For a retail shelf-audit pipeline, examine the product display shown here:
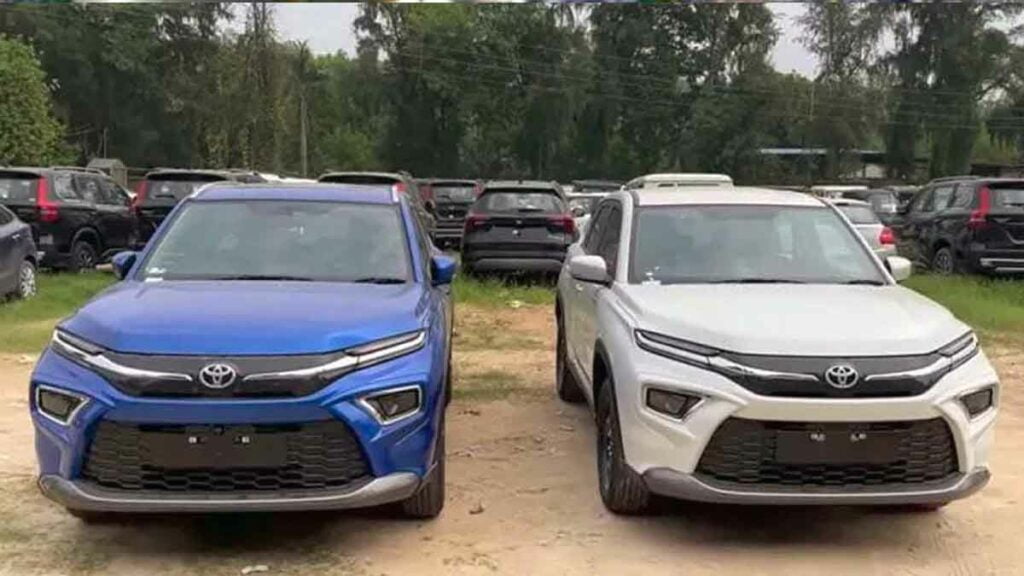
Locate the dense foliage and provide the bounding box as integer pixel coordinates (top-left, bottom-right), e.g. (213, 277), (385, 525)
(0, 36), (64, 165)
(1, 3), (1022, 182)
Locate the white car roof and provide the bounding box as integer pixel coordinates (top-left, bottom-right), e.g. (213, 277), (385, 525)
(826, 198), (871, 207)
(632, 186), (825, 207)
(626, 173), (733, 189)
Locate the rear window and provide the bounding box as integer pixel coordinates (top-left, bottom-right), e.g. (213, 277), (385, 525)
(433, 184), (476, 202)
(146, 174), (226, 201)
(992, 186), (1024, 209)
(477, 190), (564, 214)
(866, 191), (898, 213)
(837, 204), (879, 224)
(0, 175), (38, 202)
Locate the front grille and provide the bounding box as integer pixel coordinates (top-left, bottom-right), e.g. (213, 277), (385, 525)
(82, 420), (370, 492)
(696, 418), (958, 488)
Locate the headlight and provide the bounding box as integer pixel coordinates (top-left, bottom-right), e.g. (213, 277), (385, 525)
(359, 385), (422, 424)
(939, 331), (979, 371)
(34, 385), (88, 426)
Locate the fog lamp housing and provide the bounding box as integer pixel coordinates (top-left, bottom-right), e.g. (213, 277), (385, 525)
(360, 386), (422, 424)
(960, 386), (995, 418)
(645, 388), (701, 419)
(34, 386), (88, 426)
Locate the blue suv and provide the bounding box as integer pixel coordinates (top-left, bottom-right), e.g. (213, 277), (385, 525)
(29, 184), (456, 519)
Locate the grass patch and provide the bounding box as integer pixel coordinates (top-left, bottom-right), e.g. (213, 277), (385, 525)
(452, 275), (555, 308)
(0, 271), (115, 354)
(454, 369), (546, 401)
(903, 274), (1024, 338)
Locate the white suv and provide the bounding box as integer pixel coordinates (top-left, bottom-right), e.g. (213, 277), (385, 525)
(556, 187), (998, 513)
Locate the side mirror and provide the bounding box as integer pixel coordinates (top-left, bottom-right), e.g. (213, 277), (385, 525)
(111, 251), (137, 280)
(885, 255), (912, 282)
(431, 254), (458, 286)
(569, 255), (609, 284)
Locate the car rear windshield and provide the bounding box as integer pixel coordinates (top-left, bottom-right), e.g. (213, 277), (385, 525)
(433, 184), (476, 202)
(141, 201), (411, 283)
(0, 174), (39, 202)
(476, 190), (564, 213)
(992, 185), (1024, 209)
(630, 205), (885, 285)
(866, 191), (898, 213)
(145, 174), (226, 201)
(837, 204), (879, 224)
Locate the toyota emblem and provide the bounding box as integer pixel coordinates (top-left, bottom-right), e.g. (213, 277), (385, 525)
(824, 364), (859, 389)
(198, 363), (237, 389)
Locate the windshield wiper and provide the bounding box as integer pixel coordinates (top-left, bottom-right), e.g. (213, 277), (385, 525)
(213, 274), (316, 282)
(839, 279), (886, 286)
(706, 278), (807, 284)
(352, 277), (407, 284)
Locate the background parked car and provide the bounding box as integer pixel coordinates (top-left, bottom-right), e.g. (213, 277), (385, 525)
(318, 171), (436, 239)
(134, 169), (263, 243)
(461, 180), (574, 275)
(898, 176), (1024, 275)
(424, 179), (480, 248)
(838, 188), (901, 226)
(624, 173), (733, 189)
(0, 204), (37, 299)
(828, 198), (897, 259)
(0, 167), (136, 270)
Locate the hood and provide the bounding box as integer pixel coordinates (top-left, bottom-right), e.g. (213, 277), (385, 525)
(619, 284), (968, 356)
(61, 281), (427, 355)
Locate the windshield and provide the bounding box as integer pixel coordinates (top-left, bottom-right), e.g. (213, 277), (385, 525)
(476, 191), (564, 213)
(141, 200), (411, 283)
(145, 176), (226, 202)
(433, 185), (476, 202)
(630, 205), (886, 285)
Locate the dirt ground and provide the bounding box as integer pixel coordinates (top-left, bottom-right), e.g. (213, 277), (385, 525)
(1, 304), (1022, 576)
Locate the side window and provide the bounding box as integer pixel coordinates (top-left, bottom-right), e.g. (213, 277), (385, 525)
(597, 206), (622, 273)
(405, 201), (432, 281)
(0, 206), (12, 226)
(949, 184), (974, 209)
(926, 185), (954, 212)
(583, 206), (610, 254)
(52, 174), (80, 201)
(73, 175), (101, 204)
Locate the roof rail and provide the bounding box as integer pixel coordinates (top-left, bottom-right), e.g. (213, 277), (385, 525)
(927, 175), (978, 184)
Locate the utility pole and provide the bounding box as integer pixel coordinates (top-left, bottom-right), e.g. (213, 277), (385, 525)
(299, 91), (308, 178)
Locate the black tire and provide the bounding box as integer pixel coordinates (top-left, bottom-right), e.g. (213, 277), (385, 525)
(931, 246), (956, 275)
(15, 260), (37, 299)
(596, 380), (649, 514)
(400, 420), (445, 519)
(70, 240), (98, 272)
(555, 311), (585, 403)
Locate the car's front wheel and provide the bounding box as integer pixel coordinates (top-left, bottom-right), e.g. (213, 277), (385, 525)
(596, 379), (649, 514)
(556, 312), (585, 403)
(400, 421), (446, 519)
(931, 246), (957, 275)
(70, 240), (98, 272)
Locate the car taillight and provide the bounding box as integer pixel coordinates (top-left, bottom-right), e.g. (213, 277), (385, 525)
(36, 178), (59, 223)
(464, 214), (489, 233)
(879, 226), (896, 245)
(548, 214), (575, 235)
(132, 180), (147, 211)
(968, 186), (991, 230)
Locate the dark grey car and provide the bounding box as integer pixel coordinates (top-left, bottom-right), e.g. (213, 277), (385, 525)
(0, 205), (38, 299)
(461, 181), (575, 274)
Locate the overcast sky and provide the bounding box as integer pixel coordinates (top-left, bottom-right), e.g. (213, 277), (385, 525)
(267, 3), (817, 77)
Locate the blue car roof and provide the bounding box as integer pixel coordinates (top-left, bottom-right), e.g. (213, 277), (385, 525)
(194, 184), (398, 205)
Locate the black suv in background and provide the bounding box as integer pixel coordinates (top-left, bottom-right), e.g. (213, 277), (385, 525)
(318, 171), (436, 239)
(461, 180), (574, 274)
(898, 176), (1024, 275)
(426, 179), (481, 247)
(0, 167), (136, 270)
(134, 169), (263, 242)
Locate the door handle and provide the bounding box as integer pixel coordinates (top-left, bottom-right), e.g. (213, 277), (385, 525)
(573, 282), (583, 292)
(11, 233), (21, 240)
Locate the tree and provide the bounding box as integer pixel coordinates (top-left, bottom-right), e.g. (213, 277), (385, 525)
(0, 36), (63, 165)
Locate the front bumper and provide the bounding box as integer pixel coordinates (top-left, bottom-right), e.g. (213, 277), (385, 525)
(643, 467), (989, 505)
(39, 472), (420, 513)
(611, 341), (999, 505)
